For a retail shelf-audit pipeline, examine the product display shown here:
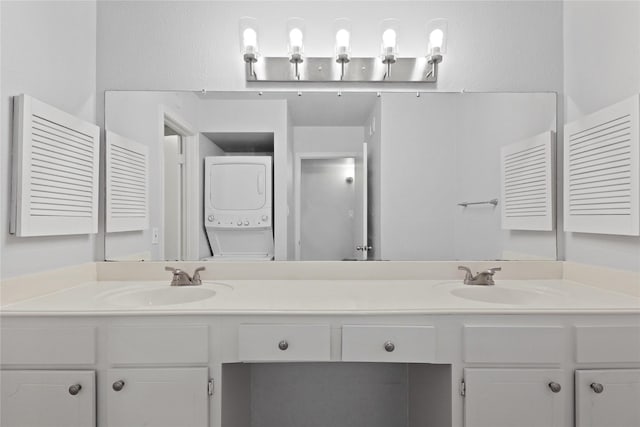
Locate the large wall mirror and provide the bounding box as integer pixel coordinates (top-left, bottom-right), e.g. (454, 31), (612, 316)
(104, 91), (557, 262)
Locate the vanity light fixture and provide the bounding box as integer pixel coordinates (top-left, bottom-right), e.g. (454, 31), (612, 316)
(240, 17), (448, 83)
(380, 19), (399, 80)
(287, 18), (305, 80)
(240, 17), (260, 79)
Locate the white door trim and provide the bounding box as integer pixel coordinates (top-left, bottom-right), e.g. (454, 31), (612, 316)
(294, 151), (360, 261)
(159, 106), (198, 261)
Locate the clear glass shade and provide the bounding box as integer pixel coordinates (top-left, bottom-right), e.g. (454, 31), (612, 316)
(380, 18), (399, 58)
(333, 18), (352, 58)
(239, 16), (260, 57)
(286, 17), (305, 58)
(426, 18), (448, 56)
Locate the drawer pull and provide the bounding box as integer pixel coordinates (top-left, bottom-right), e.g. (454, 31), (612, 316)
(278, 340), (289, 351)
(384, 341), (395, 352)
(590, 383), (604, 394)
(68, 384), (82, 396)
(112, 380), (125, 392)
(548, 382), (561, 393)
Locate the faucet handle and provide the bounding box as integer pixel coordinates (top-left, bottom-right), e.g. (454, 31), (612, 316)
(484, 267), (502, 275)
(191, 267), (205, 285)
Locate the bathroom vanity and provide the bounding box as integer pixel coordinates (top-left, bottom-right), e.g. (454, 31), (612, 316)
(1, 261), (639, 427)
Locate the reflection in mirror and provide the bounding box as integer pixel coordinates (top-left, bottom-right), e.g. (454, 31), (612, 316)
(104, 91), (557, 262)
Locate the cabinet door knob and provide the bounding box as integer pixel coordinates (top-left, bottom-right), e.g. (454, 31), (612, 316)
(68, 384), (82, 395)
(384, 341), (395, 352)
(590, 383), (604, 394)
(278, 340), (289, 351)
(548, 382), (561, 393)
(112, 380), (125, 392)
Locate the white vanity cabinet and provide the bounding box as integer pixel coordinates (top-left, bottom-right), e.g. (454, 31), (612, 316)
(0, 370), (96, 427)
(463, 368), (565, 427)
(2, 311), (639, 427)
(105, 367), (210, 427)
(460, 324), (567, 427)
(575, 369), (640, 427)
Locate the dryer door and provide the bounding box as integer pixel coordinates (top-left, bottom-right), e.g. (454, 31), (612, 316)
(210, 163), (267, 210)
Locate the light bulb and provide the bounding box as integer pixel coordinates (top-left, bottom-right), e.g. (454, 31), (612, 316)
(336, 28), (350, 50)
(382, 28), (396, 49)
(429, 29), (444, 50)
(289, 28), (303, 48)
(243, 28), (257, 51)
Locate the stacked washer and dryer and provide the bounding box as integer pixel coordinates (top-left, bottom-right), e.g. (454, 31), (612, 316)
(203, 156), (274, 260)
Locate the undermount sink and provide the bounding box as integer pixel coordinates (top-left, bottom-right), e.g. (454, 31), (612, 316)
(104, 285), (220, 307)
(450, 286), (550, 305)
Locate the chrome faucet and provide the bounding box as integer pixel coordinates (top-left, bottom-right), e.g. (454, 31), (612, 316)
(458, 266), (501, 286)
(165, 266), (205, 286)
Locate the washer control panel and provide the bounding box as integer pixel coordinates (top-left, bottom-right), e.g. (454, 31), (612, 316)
(207, 213), (271, 228)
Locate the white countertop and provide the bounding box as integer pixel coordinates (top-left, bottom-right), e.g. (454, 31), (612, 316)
(2, 278), (639, 316)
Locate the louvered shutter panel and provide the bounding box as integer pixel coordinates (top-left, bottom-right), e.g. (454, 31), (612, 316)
(564, 94), (639, 236)
(500, 131), (555, 231)
(106, 131), (149, 232)
(10, 94), (100, 236)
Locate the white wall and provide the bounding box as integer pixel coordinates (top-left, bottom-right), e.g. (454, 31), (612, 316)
(563, 0), (640, 272)
(1, 1), (97, 279)
(96, 1), (562, 93)
(453, 93), (557, 261)
(294, 127), (364, 154)
(104, 91), (200, 260)
(380, 93), (557, 261)
(380, 94), (458, 260)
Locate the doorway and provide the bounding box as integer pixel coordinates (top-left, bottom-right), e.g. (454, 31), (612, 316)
(294, 145), (368, 261)
(161, 110), (198, 261)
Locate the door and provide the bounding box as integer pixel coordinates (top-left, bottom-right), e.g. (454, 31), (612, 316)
(353, 142), (368, 260)
(463, 368), (565, 427)
(1, 370), (95, 427)
(576, 369), (640, 427)
(106, 367), (209, 427)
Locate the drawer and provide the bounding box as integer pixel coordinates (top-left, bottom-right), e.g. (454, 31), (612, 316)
(1, 327), (96, 365)
(238, 324), (330, 361)
(464, 325), (564, 364)
(575, 326), (640, 363)
(342, 325), (436, 363)
(108, 325), (209, 365)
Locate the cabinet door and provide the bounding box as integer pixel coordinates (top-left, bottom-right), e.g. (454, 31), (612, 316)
(106, 367), (209, 427)
(464, 368), (565, 427)
(576, 369), (640, 427)
(1, 370), (95, 427)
